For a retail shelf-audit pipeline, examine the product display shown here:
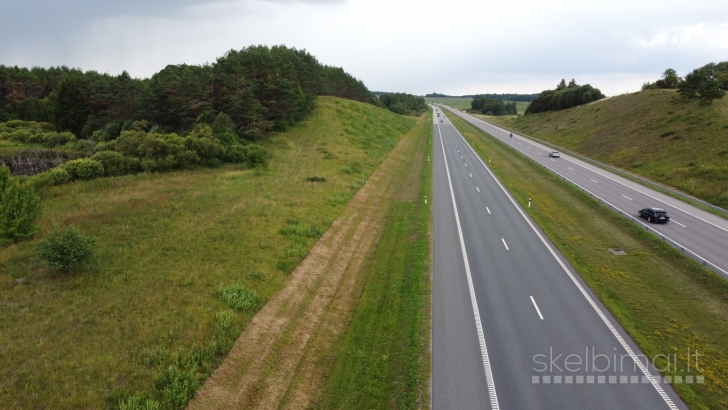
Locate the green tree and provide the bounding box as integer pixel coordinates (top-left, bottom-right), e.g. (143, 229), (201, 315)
(0, 166), (42, 244)
(53, 76), (89, 136)
(661, 68), (680, 88)
(679, 63), (726, 105)
(556, 79), (567, 91)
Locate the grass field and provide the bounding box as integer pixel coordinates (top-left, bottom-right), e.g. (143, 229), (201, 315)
(426, 97), (529, 115)
(424, 97), (472, 110)
(0, 97), (416, 409)
(488, 89), (728, 208)
(313, 109), (432, 409)
(446, 111), (728, 410)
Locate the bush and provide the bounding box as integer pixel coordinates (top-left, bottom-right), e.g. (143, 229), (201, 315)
(215, 283), (260, 311)
(225, 145), (248, 163)
(246, 144), (269, 168)
(0, 167), (42, 244)
(47, 168), (71, 186)
(64, 158), (104, 180)
(340, 165), (353, 174)
(35, 225), (96, 271)
(91, 151), (127, 176)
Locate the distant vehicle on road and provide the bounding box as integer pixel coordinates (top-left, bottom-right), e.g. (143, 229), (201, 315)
(638, 207), (670, 223)
(548, 151), (560, 158)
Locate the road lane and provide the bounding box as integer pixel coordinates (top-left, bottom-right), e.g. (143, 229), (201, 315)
(438, 105), (728, 278)
(432, 107), (687, 409)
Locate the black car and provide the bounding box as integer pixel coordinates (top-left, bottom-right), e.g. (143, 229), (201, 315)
(638, 207), (670, 223)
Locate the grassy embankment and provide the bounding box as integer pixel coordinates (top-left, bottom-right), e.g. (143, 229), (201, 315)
(488, 89), (728, 208)
(446, 111), (728, 409)
(313, 110), (432, 409)
(0, 97), (415, 409)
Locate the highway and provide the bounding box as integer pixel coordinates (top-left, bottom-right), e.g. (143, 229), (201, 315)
(431, 108), (688, 409)
(439, 105), (728, 279)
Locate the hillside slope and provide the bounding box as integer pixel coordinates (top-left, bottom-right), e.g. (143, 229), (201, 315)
(0, 97), (415, 409)
(490, 89), (728, 207)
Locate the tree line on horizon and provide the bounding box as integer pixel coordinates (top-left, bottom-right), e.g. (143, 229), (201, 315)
(470, 97), (517, 116)
(426, 92), (538, 102)
(642, 62), (727, 105)
(525, 79), (605, 114)
(379, 93), (428, 116)
(0, 45), (376, 140)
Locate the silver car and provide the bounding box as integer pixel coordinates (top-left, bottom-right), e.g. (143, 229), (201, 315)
(548, 151), (560, 158)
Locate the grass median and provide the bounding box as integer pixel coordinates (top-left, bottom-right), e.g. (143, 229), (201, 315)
(445, 111), (728, 410)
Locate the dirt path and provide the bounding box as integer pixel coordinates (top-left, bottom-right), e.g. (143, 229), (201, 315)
(188, 116), (427, 409)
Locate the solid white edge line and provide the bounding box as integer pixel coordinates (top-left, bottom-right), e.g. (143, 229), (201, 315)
(501, 238), (509, 250)
(442, 111), (680, 410)
(530, 296), (544, 320)
(437, 121), (500, 409)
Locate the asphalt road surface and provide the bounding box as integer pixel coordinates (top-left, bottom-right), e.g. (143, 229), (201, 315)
(439, 105), (728, 279)
(431, 108), (688, 409)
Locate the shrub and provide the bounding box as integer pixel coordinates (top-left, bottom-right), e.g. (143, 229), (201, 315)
(47, 168), (71, 186)
(215, 283), (260, 311)
(0, 167), (42, 244)
(35, 225), (96, 271)
(64, 158), (104, 180)
(91, 151), (127, 176)
(305, 176), (326, 182)
(246, 144), (269, 168)
(340, 165), (353, 174)
(225, 145), (248, 163)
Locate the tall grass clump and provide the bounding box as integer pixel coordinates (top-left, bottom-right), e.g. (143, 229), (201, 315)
(215, 283), (260, 311)
(279, 221), (323, 238)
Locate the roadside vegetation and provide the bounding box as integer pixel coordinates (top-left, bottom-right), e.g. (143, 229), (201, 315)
(314, 109), (432, 409)
(0, 97), (415, 409)
(446, 111), (728, 409)
(489, 88), (728, 208)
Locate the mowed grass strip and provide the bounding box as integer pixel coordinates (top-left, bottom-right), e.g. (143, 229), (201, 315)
(489, 89), (728, 208)
(446, 111), (728, 410)
(0, 97), (415, 409)
(312, 111), (432, 409)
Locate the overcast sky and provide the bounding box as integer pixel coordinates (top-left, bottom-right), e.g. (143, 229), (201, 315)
(2, 0), (727, 96)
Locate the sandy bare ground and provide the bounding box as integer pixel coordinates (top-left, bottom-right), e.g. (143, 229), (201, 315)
(188, 119), (424, 410)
